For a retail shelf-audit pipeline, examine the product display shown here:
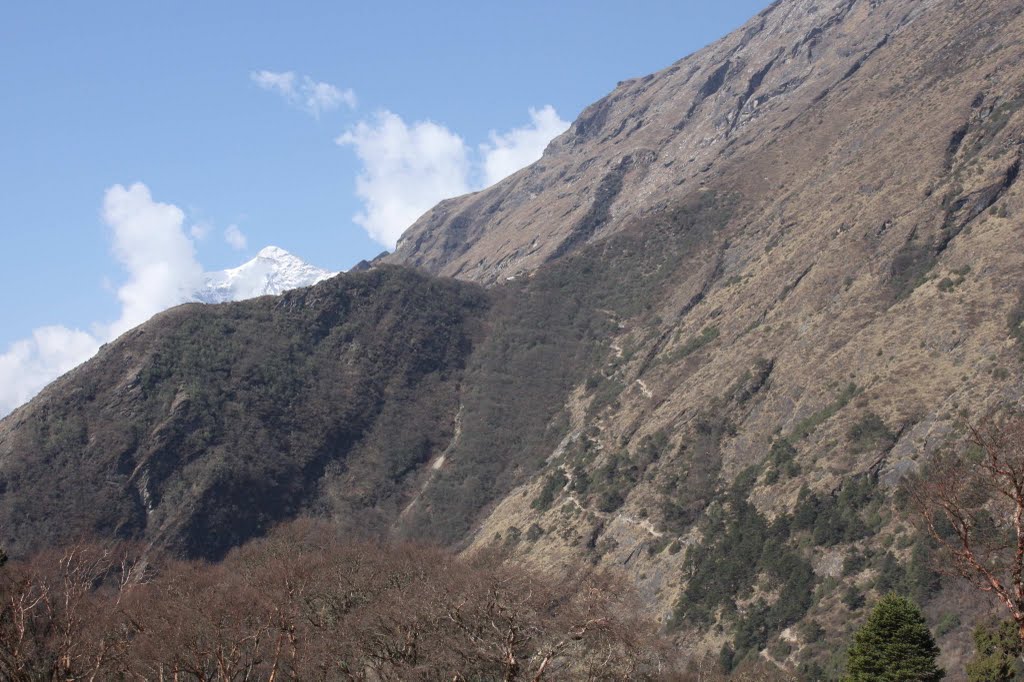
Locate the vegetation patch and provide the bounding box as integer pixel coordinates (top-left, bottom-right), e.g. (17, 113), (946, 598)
(790, 382), (858, 441)
(415, 191), (737, 544)
(0, 522), (672, 680)
(0, 267), (491, 560)
(588, 454), (642, 513)
(937, 265), (970, 293)
(574, 432), (667, 514)
(672, 473), (816, 667)
(792, 475), (881, 547)
(672, 468), (942, 670)
(763, 437), (800, 483)
(585, 375), (626, 418)
(658, 412), (733, 534)
(531, 470), (569, 512)
(1010, 290), (1024, 359)
(846, 412), (897, 454)
(662, 325), (720, 364)
(888, 236), (947, 300)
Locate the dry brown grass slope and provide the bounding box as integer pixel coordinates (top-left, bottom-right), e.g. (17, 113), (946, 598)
(385, 0), (1024, 675)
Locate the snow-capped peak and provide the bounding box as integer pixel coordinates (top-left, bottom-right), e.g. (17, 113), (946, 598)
(256, 245), (291, 259)
(192, 246), (337, 304)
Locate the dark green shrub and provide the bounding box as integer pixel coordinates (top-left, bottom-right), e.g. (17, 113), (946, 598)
(842, 585), (866, 611)
(843, 551), (868, 576)
(767, 438), (801, 479)
(719, 643), (736, 673)
(799, 619), (825, 643)
(847, 412), (897, 453)
(587, 453), (642, 513)
(768, 638), (793, 661)
(874, 552), (907, 594)
(794, 475), (879, 547)
(791, 383), (858, 440)
(673, 326), (720, 360)
(934, 613), (959, 638)
(907, 537), (942, 604)
(503, 526), (522, 547)
(531, 470), (568, 512)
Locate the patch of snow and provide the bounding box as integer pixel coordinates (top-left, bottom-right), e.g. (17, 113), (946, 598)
(193, 246), (336, 303)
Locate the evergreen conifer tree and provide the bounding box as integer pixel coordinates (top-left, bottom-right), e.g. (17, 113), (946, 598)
(844, 594), (944, 681)
(967, 620), (1024, 681)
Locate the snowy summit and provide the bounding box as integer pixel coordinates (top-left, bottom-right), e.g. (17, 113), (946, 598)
(194, 246), (337, 304)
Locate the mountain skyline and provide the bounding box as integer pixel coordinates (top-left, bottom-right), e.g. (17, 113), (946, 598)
(0, 2), (769, 348)
(193, 245), (336, 304)
(0, 237), (335, 416)
(3, 0), (1022, 676)
(0, 2), (770, 421)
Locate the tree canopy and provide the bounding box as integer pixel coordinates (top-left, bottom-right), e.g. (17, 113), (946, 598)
(967, 620), (1024, 682)
(844, 594), (944, 681)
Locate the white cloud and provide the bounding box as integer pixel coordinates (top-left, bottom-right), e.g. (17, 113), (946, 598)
(0, 183), (205, 415)
(190, 222), (211, 240)
(224, 224), (247, 250)
(102, 183), (205, 339)
(337, 106), (568, 248)
(0, 101), (569, 415)
(251, 70), (356, 118)
(251, 69), (295, 95)
(0, 327), (101, 416)
(480, 106), (569, 187)
(337, 111), (473, 248)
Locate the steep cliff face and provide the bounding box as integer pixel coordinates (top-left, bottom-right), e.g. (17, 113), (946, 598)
(2, 0), (1024, 676)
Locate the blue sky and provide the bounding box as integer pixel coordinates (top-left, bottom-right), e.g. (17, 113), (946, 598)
(0, 1), (770, 412)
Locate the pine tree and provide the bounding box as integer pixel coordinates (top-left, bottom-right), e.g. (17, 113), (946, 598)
(967, 620), (1024, 681)
(844, 594), (944, 681)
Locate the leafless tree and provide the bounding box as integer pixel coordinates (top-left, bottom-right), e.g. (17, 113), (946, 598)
(0, 519), (677, 680)
(909, 412), (1024, 642)
(0, 541), (142, 681)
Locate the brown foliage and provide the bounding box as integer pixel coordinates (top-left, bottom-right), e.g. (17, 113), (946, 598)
(0, 541), (143, 680)
(0, 520), (674, 680)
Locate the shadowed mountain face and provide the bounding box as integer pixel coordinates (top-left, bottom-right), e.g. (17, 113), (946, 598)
(0, 268), (489, 560)
(3, 0), (1024, 675)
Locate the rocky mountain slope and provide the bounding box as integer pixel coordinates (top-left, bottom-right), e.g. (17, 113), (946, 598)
(2, 0), (1024, 677)
(388, 0), (1021, 290)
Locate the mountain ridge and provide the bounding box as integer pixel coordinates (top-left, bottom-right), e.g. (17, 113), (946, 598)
(3, 0), (1024, 676)
(384, 0), (923, 284)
